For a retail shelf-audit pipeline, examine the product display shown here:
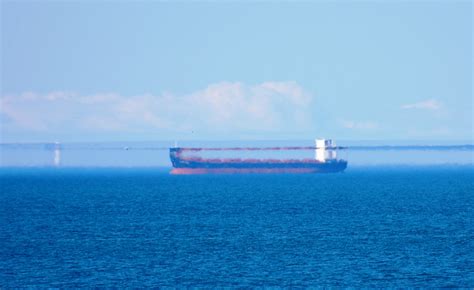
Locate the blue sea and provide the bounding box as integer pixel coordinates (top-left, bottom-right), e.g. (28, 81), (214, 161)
(1, 166), (473, 287)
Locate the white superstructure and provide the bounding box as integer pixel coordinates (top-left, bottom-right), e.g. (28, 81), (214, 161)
(315, 139), (337, 162)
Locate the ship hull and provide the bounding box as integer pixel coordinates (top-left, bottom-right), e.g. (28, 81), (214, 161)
(169, 147), (348, 174)
(171, 166), (345, 174)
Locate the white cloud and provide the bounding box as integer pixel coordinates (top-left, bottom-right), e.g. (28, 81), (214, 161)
(259, 81), (312, 106)
(0, 81), (314, 137)
(340, 120), (379, 130)
(401, 99), (442, 110)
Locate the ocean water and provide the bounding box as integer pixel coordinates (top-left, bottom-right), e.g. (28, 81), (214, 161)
(1, 166), (473, 287)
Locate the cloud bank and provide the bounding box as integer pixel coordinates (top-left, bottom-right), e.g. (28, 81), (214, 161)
(0, 81), (313, 139)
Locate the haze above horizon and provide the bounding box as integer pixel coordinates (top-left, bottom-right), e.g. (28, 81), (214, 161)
(1, 1), (472, 143)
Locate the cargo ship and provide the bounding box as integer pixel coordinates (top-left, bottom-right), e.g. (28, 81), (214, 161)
(170, 139), (348, 174)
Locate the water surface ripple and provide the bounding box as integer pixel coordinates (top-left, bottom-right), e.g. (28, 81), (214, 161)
(1, 167), (473, 287)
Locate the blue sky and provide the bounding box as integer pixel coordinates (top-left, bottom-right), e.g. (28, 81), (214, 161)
(1, 1), (472, 142)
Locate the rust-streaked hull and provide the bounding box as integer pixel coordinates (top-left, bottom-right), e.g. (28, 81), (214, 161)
(170, 167), (338, 174)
